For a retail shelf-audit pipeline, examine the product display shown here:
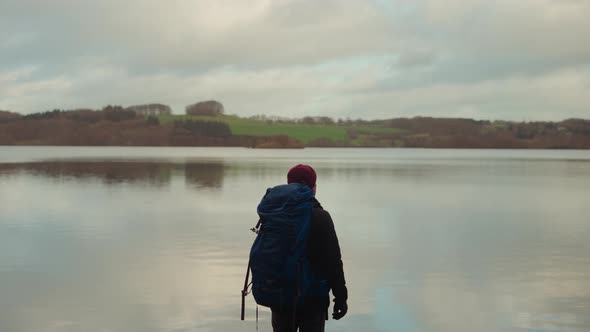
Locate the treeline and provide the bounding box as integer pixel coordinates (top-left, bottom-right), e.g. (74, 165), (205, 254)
(2, 99), (224, 121)
(247, 114), (364, 126)
(9, 106), (138, 123)
(0, 107), (301, 148)
(0, 110), (23, 121)
(1, 107), (589, 148)
(186, 100), (224, 116)
(387, 117), (590, 149)
(174, 119), (231, 137)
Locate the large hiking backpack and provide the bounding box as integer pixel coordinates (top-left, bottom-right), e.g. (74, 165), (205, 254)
(241, 183), (329, 318)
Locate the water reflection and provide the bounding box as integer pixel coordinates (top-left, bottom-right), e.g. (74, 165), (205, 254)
(0, 149), (589, 332)
(185, 163), (224, 189)
(0, 161), (225, 189)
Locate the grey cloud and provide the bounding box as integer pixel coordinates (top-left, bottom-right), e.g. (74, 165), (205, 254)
(1, 0), (590, 120)
(2, 0), (589, 74)
(385, 0), (590, 81)
(0, 0), (396, 73)
(397, 48), (436, 68)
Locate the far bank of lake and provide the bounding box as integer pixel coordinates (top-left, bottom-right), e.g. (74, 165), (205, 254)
(2, 109), (589, 148)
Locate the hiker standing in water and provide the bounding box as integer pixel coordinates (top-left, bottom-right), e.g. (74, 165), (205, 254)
(243, 164), (348, 332)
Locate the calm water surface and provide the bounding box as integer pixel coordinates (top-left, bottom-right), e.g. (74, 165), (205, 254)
(0, 147), (589, 332)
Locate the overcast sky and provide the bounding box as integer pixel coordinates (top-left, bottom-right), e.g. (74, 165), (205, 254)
(1, 0), (589, 120)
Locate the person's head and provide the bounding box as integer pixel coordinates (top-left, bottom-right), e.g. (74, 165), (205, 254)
(287, 164), (317, 194)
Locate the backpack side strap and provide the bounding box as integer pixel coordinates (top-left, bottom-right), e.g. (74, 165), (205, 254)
(242, 219), (261, 320)
(241, 258), (252, 321)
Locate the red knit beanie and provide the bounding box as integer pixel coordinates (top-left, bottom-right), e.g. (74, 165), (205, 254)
(287, 164), (317, 189)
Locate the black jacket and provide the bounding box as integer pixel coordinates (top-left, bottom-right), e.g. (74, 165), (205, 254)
(304, 197), (348, 311)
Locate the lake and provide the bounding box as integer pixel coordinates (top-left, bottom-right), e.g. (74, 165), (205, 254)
(0, 146), (589, 332)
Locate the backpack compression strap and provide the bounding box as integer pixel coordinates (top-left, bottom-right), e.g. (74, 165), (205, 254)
(241, 219), (261, 320)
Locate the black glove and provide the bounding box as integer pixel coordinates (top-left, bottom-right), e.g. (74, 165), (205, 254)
(332, 300), (348, 320)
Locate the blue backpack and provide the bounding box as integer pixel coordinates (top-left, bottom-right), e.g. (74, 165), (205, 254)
(241, 183), (329, 319)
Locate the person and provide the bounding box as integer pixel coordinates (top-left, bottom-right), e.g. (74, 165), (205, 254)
(269, 164), (348, 332)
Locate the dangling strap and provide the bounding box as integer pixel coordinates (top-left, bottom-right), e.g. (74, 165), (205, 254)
(256, 305), (259, 331)
(241, 258), (252, 321)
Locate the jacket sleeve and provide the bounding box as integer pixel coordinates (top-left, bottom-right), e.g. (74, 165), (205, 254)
(311, 208), (348, 303)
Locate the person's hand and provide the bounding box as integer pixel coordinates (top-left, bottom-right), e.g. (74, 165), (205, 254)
(332, 300), (348, 320)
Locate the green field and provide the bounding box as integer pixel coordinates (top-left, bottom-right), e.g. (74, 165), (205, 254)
(158, 114), (400, 144)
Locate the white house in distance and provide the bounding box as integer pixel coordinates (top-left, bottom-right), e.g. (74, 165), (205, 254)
(126, 104), (172, 116)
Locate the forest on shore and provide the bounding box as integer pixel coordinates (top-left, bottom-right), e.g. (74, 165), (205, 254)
(1, 104), (589, 149)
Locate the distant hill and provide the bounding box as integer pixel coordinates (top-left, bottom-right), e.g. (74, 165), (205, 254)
(1, 108), (589, 148)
